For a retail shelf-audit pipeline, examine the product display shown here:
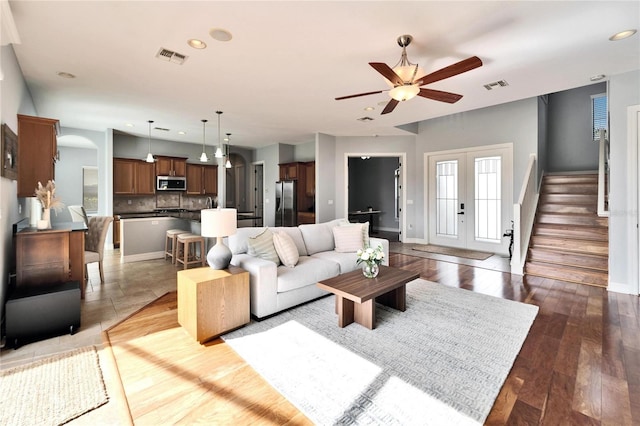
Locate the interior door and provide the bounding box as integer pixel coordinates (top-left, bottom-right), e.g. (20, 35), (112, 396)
(428, 146), (512, 254)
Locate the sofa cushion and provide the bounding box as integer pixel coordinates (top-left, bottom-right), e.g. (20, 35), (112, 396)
(277, 256), (340, 293)
(273, 231), (299, 267)
(247, 228), (281, 265)
(271, 227), (308, 256)
(229, 227), (266, 254)
(312, 251), (359, 274)
(332, 225), (364, 253)
(298, 222), (335, 255)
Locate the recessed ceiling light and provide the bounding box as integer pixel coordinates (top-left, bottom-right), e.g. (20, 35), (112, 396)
(364, 106), (375, 111)
(609, 29), (637, 41)
(187, 39), (207, 49)
(125, 123), (134, 127)
(57, 71), (76, 79)
(178, 131), (186, 135)
(209, 28), (233, 42)
(590, 74), (606, 82)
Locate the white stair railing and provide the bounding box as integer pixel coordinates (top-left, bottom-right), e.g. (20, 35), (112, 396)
(512, 154), (539, 275)
(597, 128), (610, 217)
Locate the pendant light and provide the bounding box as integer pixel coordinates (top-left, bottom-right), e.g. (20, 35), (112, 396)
(214, 111), (224, 158)
(145, 120), (155, 163)
(199, 119), (209, 162)
(225, 133), (232, 168)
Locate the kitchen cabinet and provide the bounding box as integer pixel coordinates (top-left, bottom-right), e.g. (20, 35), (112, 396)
(113, 158), (155, 195)
(17, 114), (60, 197)
(305, 161), (315, 196)
(186, 163), (218, 195)
(155, 156), (186, 177)
(113, 215), (120, 248)
(279, 162), (300, 180)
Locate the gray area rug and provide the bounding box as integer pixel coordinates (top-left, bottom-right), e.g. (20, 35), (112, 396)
(223, 279), (538, 425)
(0, 346), (109, 425)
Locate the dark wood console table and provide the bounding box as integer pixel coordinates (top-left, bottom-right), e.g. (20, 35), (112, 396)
(15, 222), (87, 298)
(348, 210), (381, 234)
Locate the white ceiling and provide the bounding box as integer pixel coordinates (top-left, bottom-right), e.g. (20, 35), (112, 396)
(7, 1), (640, 149)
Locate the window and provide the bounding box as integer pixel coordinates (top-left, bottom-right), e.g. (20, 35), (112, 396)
(591, 93), (607, 141)
(474, 156), (501, 242)
(83, 166), (98, 213)
(435, 160), (458, 237)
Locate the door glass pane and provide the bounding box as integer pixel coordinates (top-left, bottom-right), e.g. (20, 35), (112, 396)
(474, 156), (501, 242)
(436, 160), (458, 237)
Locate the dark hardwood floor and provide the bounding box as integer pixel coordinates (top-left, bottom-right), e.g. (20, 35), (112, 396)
(105, 251), (640, 425)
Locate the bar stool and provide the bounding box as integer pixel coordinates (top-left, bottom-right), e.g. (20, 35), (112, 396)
(175, 233), (206, 270)
(165, 229), (190, 264)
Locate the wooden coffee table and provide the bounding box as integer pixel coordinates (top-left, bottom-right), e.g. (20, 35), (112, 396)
(317, 265), (419, 329)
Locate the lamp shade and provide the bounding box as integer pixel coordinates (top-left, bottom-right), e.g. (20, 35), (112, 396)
(201, 208), (237, 238)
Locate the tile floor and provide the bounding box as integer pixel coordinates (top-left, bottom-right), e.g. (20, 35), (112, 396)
(0, 250), (180, 370)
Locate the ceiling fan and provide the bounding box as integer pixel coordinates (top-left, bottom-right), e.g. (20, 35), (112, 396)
(336, 35), (483, 115)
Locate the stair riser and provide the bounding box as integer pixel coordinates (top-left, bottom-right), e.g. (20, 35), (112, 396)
(542, 184), (598, 195)
(530, 236), (608, 256)
(525, 263), (607, 287)
(543, 176), (598, 184)
(533, 226), (608, 240)
(540, 194), (597, 205)
(528, 249), (608, 271)
(537, 204), (597, 215)
(536, 214), (608, 227)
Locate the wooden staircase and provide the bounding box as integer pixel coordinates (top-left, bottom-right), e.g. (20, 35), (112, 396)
(525, 174), (609, 287)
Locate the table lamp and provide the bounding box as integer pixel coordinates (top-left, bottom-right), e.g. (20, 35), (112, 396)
(200, 208), (237, 269)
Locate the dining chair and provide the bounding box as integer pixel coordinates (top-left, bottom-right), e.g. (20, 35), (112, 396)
(84, 216), (114, 283)
(68, 205), (89, 227)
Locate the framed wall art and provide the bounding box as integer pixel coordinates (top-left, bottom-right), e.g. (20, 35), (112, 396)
(1, 123), (18, 180)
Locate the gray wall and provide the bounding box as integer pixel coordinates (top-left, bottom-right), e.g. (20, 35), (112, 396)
(537, 96), (548, 182)
(255, 144), (279, 226)
(0, 44), (38, 322)
(50, 146), (98, 224)
(348, 157), (400, 231)
(547, 82), (605, 172)
(316, 133), (336, 223)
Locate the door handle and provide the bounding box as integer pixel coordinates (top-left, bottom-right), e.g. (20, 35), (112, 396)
(457, 212), (465, 215)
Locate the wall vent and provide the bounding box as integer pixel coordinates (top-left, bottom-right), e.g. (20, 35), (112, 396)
(154, 127), (170, 132)
(357, 116), (374, 122)
(155, 48), (188, 65)
(483, 80), (509, 90)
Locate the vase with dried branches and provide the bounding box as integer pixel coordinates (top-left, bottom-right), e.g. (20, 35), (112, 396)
(34, 180), (64, 229)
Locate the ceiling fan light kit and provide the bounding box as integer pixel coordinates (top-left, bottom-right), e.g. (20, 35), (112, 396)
(336, 34), (483, 114)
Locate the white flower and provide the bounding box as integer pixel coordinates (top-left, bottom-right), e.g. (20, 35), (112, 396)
(356, 244), (384, 266)
(360, 251), (370, 261)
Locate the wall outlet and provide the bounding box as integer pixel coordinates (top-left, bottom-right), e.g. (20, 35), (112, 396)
(328, 199), (333, 205)
(127, 200), (132, 205)
(151, 220), (159, 225)
(407, 199), (414, 205)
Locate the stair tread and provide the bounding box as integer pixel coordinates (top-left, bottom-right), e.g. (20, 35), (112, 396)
(528, 248), (608, 271)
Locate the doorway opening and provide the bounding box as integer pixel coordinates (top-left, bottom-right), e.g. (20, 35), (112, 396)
(345, 154), (404, 243)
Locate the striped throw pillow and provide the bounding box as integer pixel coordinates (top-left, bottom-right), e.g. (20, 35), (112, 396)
(273, 231), (299, 267)
(332, 225), (364, 253)
(247, 228), (281, 265)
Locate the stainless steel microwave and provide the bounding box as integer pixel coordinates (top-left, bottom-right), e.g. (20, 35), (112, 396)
(157, 176), (186, 191)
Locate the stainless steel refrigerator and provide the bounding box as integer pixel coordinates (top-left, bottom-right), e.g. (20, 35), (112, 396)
(275, 180), (296, 227)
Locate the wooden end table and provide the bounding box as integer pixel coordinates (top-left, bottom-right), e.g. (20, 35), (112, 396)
(177, 266), (249, 343)
(317, 266), (419, 329)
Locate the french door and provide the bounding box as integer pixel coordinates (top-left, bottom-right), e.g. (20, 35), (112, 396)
(427, 145), (512, 254)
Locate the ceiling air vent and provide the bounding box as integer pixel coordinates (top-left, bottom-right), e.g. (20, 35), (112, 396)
(154, 127), (170, 132)
(483, 80), (509, 90)
(155, 48), (188, 65)
(357, 116), (374, 122)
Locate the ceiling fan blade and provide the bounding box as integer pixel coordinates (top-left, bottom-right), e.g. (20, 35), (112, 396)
(335, 90), (384, 101)
(416, 56), (483, 86)
(418, 88), (463, 103)
(381, 99), (400, 114)
(369, 62), (404, 86)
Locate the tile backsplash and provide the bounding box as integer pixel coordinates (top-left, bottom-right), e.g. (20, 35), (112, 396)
(113, 193), (216, 213)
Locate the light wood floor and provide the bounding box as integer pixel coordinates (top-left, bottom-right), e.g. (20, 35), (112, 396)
(3, 249), (640, 424)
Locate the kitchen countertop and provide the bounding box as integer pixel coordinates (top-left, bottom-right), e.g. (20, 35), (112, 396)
(116, 210), (261, 222)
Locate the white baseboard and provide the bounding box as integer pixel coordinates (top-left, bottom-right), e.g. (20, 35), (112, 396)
(121, 251), (165, 263)
(608, 280), (638, 295)
(401, 237), (428, 244)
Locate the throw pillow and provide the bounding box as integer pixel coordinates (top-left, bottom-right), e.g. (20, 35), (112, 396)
(340, 221), (370, 246)
(247, 228), (281, 265)
(273, 231), (299, 267)
(332, 225), (364, 253)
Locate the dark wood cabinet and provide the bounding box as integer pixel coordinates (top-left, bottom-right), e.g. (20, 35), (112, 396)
(113, 158), (155, 195)
(17, 114), (60, 197)
(113, 216), (120, 248)
(186, 164), (218, 195)
(155, 156), (186, 177)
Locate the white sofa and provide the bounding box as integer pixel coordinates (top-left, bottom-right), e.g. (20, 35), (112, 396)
(228, 219), (389, 319)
